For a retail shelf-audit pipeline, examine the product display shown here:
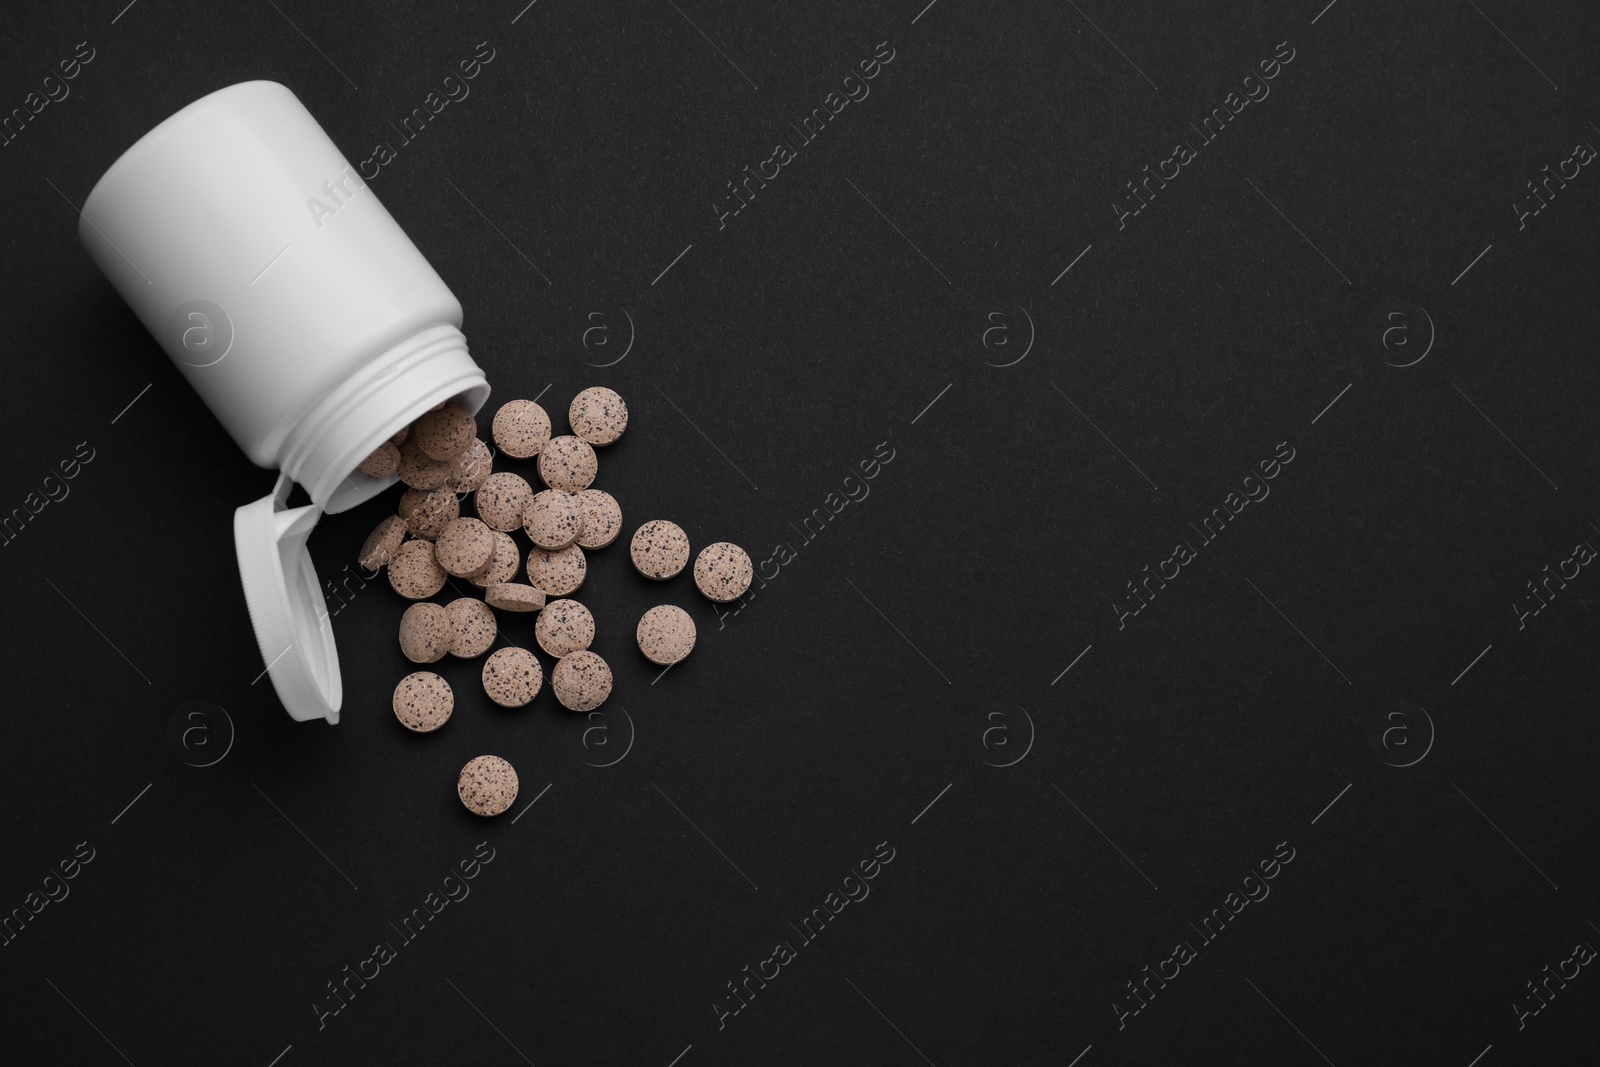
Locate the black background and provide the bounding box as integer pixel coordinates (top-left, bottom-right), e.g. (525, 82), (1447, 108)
(3, 1), (1598, 1065)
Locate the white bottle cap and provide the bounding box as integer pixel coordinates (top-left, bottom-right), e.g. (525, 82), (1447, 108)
(234, 472), (342, 723)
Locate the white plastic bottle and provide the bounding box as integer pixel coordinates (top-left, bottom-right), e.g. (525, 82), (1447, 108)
(79, 80), (491, 725)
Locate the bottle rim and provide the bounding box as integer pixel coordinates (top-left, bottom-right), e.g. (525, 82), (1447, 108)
(275, 322), (490, 512)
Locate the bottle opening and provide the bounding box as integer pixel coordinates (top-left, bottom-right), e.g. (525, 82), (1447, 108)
(277, 323), (490, 513)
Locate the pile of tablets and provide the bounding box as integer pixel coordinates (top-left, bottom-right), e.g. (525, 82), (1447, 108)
(352, 386), (751, 815)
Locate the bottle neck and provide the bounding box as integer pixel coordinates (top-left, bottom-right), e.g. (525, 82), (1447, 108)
(277, 323), (489, 512)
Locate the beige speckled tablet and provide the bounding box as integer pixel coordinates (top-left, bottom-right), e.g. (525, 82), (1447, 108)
(523, 489), (584, 550)
(485, 583), (546, 612)
(569, 386), (629, 446)
(447, 438), (494, 493)
(393, 671), (452, 733)
(445, 597), (497, 658)
(535, 599), (595, 657)
(399, 487), (460, 540)
(414, 401), (475, 461)
(388, 539), (448, 599)
(358, 515), (407, 570)
(630, 520), (690, 580)
(537, 435), (598, 492)
(492, 399), (551, 459)
(573, 489), (622, 549)
(397, 450), (451, 491)
(458, 754), (519, 816)
(399, 602), (452, 664)
(474, 472), (534, 532)
(357, 440), (402, 478)
(552, 651), (612, 711)
(526, 544), (587, 597)
(434, 517), (495, 578)
(637, 604), (696, 666)
(390, 424), (409, 447)
(481, 648), (543, 708)
(470, 531), (520, 589)
(693, 542), (753, 602)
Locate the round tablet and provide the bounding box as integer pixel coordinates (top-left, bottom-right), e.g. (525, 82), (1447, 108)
(446, 597), (497, 658)
(492, 399), (551, 459)
(414, 401), (475, 461)
(434, 517), (495, 577)
(447, 438), (494, 493)
(474, 472), (534, 532)
(630, 520), (690, 580)
(552, 651), (612, 711)
(397, 450), (451, 490)
(573, 489), (622, 549)
(523, 489), (583, 550)
(693, 542), (753, 602)
(470, 531), (520, 588)
(481, 647), (543, 707)
(458, 755), (519, 816)
(357, 440), (401, 478)
(398, 603), (451, 663)
(399, 487), (459, 540)
(535, 599), (595, 657)
(526, 544), (587, 597)
(568, 386), (629, 446)
(388, 539), (447, 599)
(358, 515), (407, 570)
(536, 435), (598, 492)
(485, 583), (547, 613)
(636, 604), (696, 666)
(390, 424), (409, 446)
(393, 671), (452, 732)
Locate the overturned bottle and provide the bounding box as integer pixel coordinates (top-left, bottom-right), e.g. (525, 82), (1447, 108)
(79, 80), (491, 724)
